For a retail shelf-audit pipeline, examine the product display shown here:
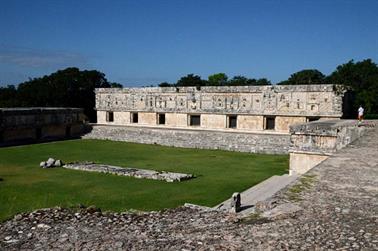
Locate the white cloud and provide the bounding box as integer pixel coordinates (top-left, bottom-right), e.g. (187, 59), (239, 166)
(0, 47), (88, 68)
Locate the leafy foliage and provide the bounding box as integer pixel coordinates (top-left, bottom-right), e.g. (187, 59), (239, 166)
(0, 67), (114, 122)
(176, 74), (207, 87)
(0, 85), (18, 107)
(208, 73), (228, 86)
(277, 69), (326, 85)
(158, 74), (271, 87)
(327, 59), (378, 114)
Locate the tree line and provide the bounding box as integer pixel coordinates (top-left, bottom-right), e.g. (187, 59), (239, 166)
(0, 59), (377, 120)
(159, 73), (271, 87)
(0, 67), (122, 122)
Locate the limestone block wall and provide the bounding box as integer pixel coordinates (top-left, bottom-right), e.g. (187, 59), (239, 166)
(97, 111), (107, 124)
(3, 128), (36, 142)
(114, 112), (130, 125)
(83, 125), (291, 154)
(138, 112), (156, 125)
(289, 152), (329, 175)
(96, 85), (343, 117)
(275, 116), (307, 132)
(201, 114), (226, 129)
(0, 108), (85, 146)
(165, 113), (187, 127)
(237, 115), (264, 130)
(289, 120), (366, 175)
(95, 85), (344, 133)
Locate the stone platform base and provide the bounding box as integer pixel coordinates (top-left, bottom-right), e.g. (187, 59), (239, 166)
(82, 125), (290, 154)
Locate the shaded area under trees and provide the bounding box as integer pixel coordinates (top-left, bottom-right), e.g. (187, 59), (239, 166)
(0, 67), (117, 122)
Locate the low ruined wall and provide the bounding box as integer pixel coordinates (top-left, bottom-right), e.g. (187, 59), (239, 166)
(0, 107), (85, 146)
(83, 125), (291, 154)
(289, 120), (367, 175)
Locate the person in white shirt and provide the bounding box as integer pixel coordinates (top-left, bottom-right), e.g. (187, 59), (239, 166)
(358, 105), (364, 122)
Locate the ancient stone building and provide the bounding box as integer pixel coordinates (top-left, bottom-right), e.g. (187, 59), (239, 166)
(0, 108), (85, 146)
(95, 85), (343, 133)
(86, 85), (344, 154)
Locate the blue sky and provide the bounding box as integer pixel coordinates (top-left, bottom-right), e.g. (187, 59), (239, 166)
(0, 0), (377, 86)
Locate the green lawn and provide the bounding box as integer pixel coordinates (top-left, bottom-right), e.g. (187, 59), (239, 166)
(0, 139), (288, 221)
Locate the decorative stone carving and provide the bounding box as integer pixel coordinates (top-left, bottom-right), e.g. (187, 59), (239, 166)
(95, 85), (344, 117)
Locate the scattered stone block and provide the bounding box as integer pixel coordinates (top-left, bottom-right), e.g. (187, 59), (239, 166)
(40, 158), (63, 168)
(63, 162), (194, 182)
(46, 158), (56, 168)
(54, 159), (63, 167)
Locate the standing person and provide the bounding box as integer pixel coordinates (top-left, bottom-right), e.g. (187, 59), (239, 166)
(358, 105), (364, 122)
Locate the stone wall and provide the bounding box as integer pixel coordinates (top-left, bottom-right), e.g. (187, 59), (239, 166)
(95, 85), (344, 133)
(289, 120), (367, 174)
(83, 125), (291, 154)
(0, 108), (85, 146)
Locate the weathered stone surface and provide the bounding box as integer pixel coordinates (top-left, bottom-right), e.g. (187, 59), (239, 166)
(40, 158), (64, 168)
(289, 120), (376, 175)
(54, 159), (63, 167)
(95, 85), (343, 117)
(261, 203), (302, 220)
(1, 126), (377, 250)
(46, 158), (55, 168)
(63, 162), (194, 182)
(0, 107), (85, 146)
(83, 125), (291, 154)
(290, 119), (367, 153)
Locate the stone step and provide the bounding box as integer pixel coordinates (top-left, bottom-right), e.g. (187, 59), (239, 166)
(215, 174), (298, 216)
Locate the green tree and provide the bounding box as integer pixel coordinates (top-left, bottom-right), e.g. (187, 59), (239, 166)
(255, 78), (271, 85)
(110, 82), (123, 88)
(0, 85), (18, 107)
(158, 82), (173, 87)
(327, 59), (378, 115)
(15, 67), (111, 121)
(228, 76), (271, 86)
(229, 76), (249, 86)
(208, 73), (228, 86)
(176, 74), (207, 87)
(278, 69), (325, 85)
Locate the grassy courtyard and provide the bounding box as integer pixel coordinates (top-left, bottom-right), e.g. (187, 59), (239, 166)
(0, 139), (288, 221)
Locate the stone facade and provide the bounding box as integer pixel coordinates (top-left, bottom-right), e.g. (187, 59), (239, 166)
(95, 85), (343, 133)
(0, 108), (85, 146)
(83, 125), (291, 154)
(289, 120), (367, 174)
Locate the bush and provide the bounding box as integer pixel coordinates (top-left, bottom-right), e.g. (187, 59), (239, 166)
(365, 114), (378, 120)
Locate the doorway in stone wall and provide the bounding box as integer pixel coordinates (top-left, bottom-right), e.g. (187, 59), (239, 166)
(65, 126), (71, 137)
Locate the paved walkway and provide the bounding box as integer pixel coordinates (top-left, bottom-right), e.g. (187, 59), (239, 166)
(215, 174), (298, 216)
(1, 126), (377, 250)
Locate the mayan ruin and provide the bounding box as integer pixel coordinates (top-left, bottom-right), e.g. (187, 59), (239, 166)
(1, 1), (377, 250)
(95, 85), (343, 133)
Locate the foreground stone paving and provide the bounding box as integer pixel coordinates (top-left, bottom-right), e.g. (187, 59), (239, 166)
(1, 127), (377, 250)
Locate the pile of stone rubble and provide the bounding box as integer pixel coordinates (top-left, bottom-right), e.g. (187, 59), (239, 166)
(39, 159), (193, 182)
(63, 162), (194, 182)
(39, 158), (63, 168)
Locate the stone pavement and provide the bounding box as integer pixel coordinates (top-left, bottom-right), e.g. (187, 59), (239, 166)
(215, 174), (298, 216)
(1, 126), (377, 250)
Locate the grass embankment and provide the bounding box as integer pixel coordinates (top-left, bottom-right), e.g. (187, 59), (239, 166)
(0, 139), (288, 221)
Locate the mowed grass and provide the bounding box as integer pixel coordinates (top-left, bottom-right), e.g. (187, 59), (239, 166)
(0, 139), (288, 221)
